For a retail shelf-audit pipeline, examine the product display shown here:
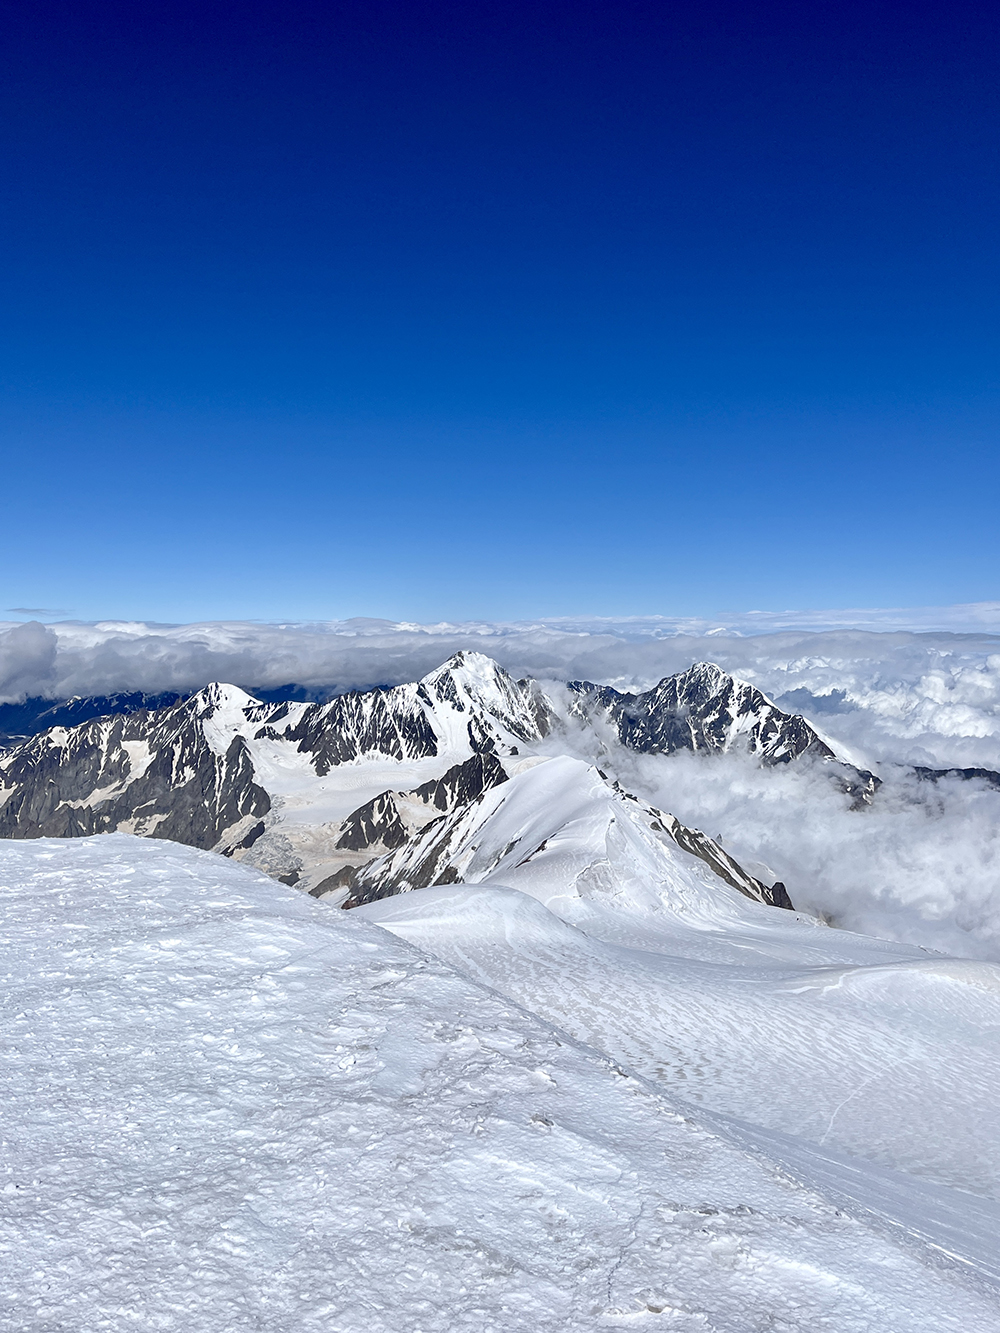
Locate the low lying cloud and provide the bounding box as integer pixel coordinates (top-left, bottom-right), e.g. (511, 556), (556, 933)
(0, 622), (58, 702)
(2, 615), (999, 770)
(610, 747), (1000, 962)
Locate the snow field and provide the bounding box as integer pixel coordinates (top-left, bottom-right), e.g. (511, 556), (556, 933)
(359, 881), (1000, 1199)
(3, 835), (998, 1330)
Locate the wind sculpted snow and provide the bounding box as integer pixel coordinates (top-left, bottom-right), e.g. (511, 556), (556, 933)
(2, 835), (999, 1331)
(359, 883), (1000, 1203)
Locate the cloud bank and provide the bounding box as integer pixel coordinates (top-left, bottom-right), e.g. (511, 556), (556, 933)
(611, 747), (1000, 961)
(2, 612), (1000, 770)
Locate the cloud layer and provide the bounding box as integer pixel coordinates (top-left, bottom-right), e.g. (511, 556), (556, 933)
(3, 615), (1000, 770)
(611, 746), (1000, 961)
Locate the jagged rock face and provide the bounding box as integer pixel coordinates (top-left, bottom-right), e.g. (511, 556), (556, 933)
(336, 791), (411, 853)
(0, 686), (270, 849)
(276, 685), (441, 774)
(570, 662), (834, 763)
(571, 662), (879, 804)
(654, 815), (793, 909)
(409, 752), (509, 811)
(327, 754), (511, 875)
(245, 651), (550, 774)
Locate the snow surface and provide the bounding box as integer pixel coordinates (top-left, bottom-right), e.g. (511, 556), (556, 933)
(359, 883), (1000, 1198)
(3, 834), (999, 1330)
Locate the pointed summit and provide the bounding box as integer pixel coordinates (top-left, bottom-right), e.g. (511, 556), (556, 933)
(184, 682), (261, 716)
(421, 652), (550, 744)
(570, 661), (878, 802)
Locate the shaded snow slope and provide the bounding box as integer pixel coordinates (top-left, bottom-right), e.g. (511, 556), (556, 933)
(2, 836), (998, 1332)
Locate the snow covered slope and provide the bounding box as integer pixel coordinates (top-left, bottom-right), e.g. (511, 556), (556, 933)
(345, 754), (791, 910)
(359, 881), (1000, 1203)
(2, 835), (997, 1331)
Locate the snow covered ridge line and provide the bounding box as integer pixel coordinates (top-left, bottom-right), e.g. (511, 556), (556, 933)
(0, 651), (860, 911)
(341, 756), (793, 911)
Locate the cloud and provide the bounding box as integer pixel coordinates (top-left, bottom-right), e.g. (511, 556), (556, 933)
(612, 746), (1000, 961)
(0, 621), (58, 702)
(6, 607), (72, 616)
(526, 697), (1000, 959)
(1, 614), (999, 769)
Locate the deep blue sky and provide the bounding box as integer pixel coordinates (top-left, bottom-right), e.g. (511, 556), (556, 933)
(3, 0), (999, 623)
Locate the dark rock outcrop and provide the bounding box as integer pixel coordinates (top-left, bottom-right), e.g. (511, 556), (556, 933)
(0, 687), (270, 849)
(914, 765), (1000, 790)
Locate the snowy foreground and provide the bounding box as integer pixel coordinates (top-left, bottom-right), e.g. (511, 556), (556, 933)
(3, 837), (1000, 1330)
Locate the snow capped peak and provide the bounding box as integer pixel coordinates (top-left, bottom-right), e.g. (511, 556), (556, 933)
(420, 651), (549, 744)
(647, 660), (759, 706)
(184, 682), (261, 716)
(421, 650), (512, 697)
(670, 660), (730, 689)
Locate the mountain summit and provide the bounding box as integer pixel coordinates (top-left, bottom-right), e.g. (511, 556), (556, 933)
(570, 661), (879, 803)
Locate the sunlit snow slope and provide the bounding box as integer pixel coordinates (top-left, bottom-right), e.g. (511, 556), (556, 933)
(354, 754), (1000, 1203)
(2, 835), (998, 1331)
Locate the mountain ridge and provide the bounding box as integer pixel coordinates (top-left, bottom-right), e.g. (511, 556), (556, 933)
(0, 651), (884, 913)
(570, 660), (881, 804)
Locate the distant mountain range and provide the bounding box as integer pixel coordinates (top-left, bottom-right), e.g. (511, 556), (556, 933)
(6, 651), (986, 917)
(0, 684), (344, 745)
(0, 691), (190, 744)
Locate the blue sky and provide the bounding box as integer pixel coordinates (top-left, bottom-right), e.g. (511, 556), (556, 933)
(2, 0), (999, 623)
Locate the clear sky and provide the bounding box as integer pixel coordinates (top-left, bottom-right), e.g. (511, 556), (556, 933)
(3, 0), (999, 623)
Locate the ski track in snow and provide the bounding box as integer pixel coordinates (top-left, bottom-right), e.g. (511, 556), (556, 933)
(3, 835), (1000, 1330)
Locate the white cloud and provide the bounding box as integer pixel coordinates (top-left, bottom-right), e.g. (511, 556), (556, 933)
(2, 613), (1000, 768)
(608, 747), (1000, 961)
(0, 621), (58, 701)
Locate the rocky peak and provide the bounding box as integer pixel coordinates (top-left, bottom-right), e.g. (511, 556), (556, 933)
(182, 682), (261, 719)
(569, 661), (878, 803)
(420, 652), (550, 743)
